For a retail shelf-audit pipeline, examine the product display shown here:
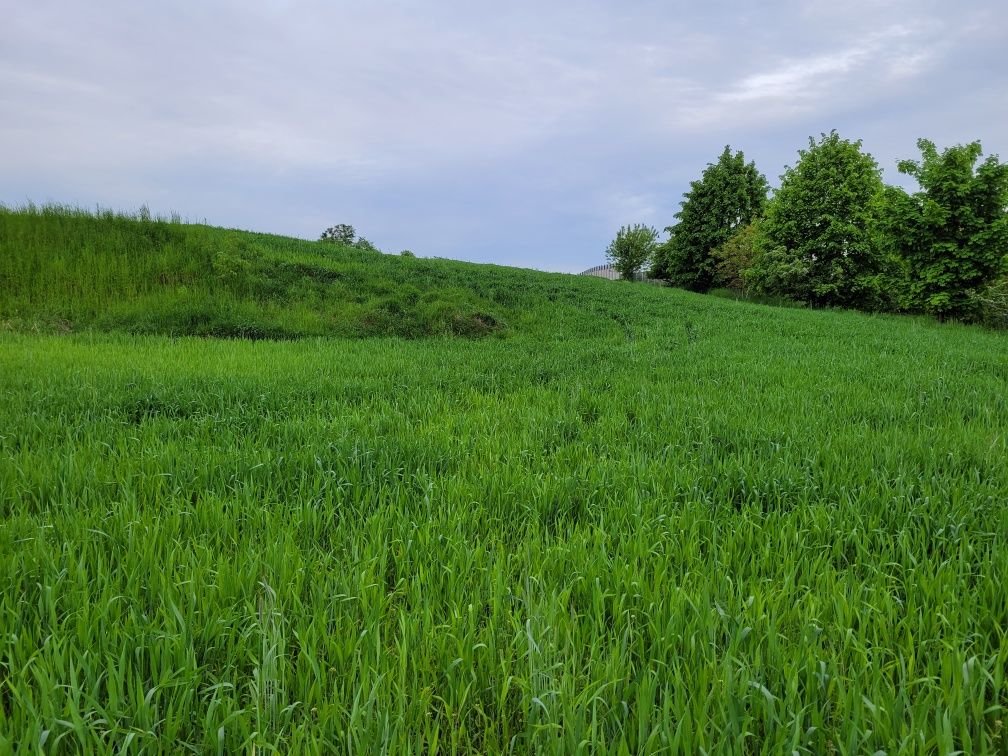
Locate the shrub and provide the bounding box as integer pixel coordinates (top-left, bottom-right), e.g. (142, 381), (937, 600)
(354, 237), (380, 253)
(712, 223), (758, 292)
(743, 241), (812, 301)
(969, 274), (1008, 327)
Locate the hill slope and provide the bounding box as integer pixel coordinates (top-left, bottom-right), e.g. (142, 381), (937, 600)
(2, 204), (689, 340)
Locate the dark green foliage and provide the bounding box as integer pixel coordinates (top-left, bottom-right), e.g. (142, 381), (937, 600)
(650, 226), (675, 281)
(748, 132), (887, 309)
(743, 238), (814, 302)
(319, 225), (381, 254)
(880, 139), (1008, 320)
(653, 146), (768, 291)
(605, 223), (658, 280)
(320, 223), (355, 244)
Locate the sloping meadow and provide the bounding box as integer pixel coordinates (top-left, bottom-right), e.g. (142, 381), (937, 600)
(2, 204), (677, 342)
(2, 286), (1007, 751)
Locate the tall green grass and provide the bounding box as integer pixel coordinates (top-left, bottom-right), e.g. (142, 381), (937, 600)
(1, 206), (1008, 752)
(1, 204), (520, 339)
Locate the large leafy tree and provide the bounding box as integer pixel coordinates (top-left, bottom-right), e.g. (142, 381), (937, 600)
(653, 146), (768, 291)
(880, 139), (1008, 320)
(606, 224), (658, 280)
(749, 131), (886, 309)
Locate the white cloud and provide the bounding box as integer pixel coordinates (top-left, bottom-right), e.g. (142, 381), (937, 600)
(721, 47), (872, 103)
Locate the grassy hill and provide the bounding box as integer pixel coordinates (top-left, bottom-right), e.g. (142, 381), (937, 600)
(1, 204), (682, 340)
(2, 205), (1008, 752)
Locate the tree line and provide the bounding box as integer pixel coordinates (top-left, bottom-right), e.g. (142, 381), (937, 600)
(606, 132), (1008, 324)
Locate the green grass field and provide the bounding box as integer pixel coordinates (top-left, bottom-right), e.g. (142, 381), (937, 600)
(2, 207), (1008, 753)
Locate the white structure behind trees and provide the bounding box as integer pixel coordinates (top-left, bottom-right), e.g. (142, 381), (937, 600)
(580, 263), (649, 282)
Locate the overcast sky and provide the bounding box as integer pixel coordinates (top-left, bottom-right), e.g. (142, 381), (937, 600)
(3, 1), (1006, 272)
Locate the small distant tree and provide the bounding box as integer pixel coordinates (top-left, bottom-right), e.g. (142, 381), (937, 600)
(606, 224), (658, 280)
(654, 146), (769, 291)
(400, 249), (416, 257)
(353, 237), (380, 253)
(749, 131), (886, 309)
(880, 139), (1008, 320)
(320, 224), (355, 244)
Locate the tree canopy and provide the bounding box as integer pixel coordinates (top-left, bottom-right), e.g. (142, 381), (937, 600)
(653, 146), (768, 291)
(880, 139), (1008, 319)
(613, 132), (1006, 325)
(747, 131), (886, 309)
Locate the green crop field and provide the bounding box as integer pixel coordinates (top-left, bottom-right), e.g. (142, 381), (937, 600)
(2, 207), (1008, 753)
